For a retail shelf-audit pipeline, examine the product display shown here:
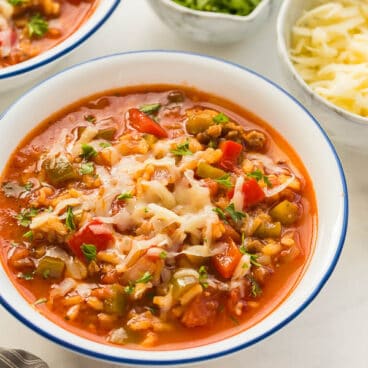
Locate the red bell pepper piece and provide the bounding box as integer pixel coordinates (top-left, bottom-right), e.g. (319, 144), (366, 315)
(68, 219), (113, 261)
(128, 108), (168, 138)
(212, 239), (242, 279)
(228, 178), (265, 208)
(242, 178), (265, 207)
(219, 140), (243, 170)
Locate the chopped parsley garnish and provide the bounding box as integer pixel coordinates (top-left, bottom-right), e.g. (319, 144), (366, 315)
(247, 169), (272, 187)
(7, 0), (25, 6)
(225, 203), (246, 222)
(212, 207), (227, 221)
(171, 140), (193, 156)
(33, 298), (47, 306)
(23, 230), (33, 241)
(65, 206), (76, 232)
(124, 284), (134, 295)
(28, 14), (48, 38)
(80, 144), (97, 160)
(229, 315), (240, 325)
(159, 251), (167, 259)
(80, 162), (94, 175)
(15, 208), (38, 227)
(99, 142), (111, 148)
(23, 182), (33, 191)
(81, 243), (97, 262)
(214, 174), (233, 188)
(248, 276), (262, 297)
(117, 192), (133, 201)
(239, 233), (261, 267)
(198, 265), (209, 288)
(136, 271), (152, 284)
(139, 103), (161, 114)
(17, 272), (34, 281)
(213, 112), (229, 124)
(84, 115), (96, 123)
(208, 139), (218, 148)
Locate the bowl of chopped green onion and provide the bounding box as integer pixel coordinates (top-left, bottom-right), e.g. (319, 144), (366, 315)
(148, 0), (271, 44)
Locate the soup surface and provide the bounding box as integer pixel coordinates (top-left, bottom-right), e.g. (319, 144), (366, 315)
(0, 86), (316, 349)
(0, 0), (96, 68)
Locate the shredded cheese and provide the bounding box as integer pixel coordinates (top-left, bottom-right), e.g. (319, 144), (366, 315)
(291, 0), (368, 117)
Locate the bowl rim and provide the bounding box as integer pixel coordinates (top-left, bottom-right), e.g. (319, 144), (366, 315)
(0, 0), (120, 80)
(156, 0), (271, 22)
(0, 50), (348, 366)
(276, 0), (368, 127)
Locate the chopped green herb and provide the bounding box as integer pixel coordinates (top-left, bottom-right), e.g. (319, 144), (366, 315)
(80, 144), (97, 160)
(33, 297), (47, 306)
(15, 208), (39, 227)
(247, 170), (272, 187)
(248, 276), (262, 297)
(229, 315), (240, 325)
(139, 103), (161, 114)
(242, 262), (249, 269)
(136, 272), (152, 284)
(28, 14), (48, 38)
(198, 265), (208, 288)
(117, 192), (133, 201)
(213, 112), (229, 124)
(124, 284), (134, 295)
(81, 243), (97, 262)
(214, 174), (233, 188)
(80, 162), (94, 175)
(23, 182), (33, 191)
(99, 142), (112, 148)
(84, 115), (96, 123)
(8, 0), (26, 6)
(225, 203), (246, 222)
(23, 230), (33, 241)
(17, 272), (34, 281)
(171, 0), (261, 16)
(171, 140), (193, 156)
(10, 241), (19, 247)
(159, 251), (167, 259)
(212, 207), (227, 221)
(144, 207), (149, 213)
(65, 206), (76, 232)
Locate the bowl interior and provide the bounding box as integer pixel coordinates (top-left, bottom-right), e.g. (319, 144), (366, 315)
(0, 52), (347, 365)
(0, 0), (119, 79)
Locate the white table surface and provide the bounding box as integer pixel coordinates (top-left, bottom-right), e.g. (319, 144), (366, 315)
(0, 1), (367, 367)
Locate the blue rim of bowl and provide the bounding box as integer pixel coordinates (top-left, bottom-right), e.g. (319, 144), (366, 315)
(0, 0), (120, 79)
(0, 50), (348, 366)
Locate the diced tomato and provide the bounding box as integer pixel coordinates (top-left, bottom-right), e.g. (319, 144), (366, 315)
(128, 108), (168, 138)
(242, 179), (265, 207)
(219, 140), (243, 170)
(212, 240), (242, 279)
(68, 219), (113, 261)
(228, 178), (265, 208)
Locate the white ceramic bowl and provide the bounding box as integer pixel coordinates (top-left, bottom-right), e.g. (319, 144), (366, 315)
(0, 51), (348, 366)
(0, 0), (119, 93)
(277, 0), (368, 151)
(148, 0), (271, 44)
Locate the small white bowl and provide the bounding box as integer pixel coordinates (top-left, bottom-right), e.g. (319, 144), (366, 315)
(148, 0), (271, 44)
(0, 51), (347, 366)
(0, 0), (119, 93)
(277, 0), (368, 151)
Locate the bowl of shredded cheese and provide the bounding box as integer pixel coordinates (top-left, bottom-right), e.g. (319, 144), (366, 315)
(277, 0), (368, 150)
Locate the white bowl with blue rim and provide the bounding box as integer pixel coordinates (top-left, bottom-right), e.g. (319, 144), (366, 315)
(148, 0), (272, 44)
(0, 0), (120, 93)
(0, 51), (348, 365)
(277, 0), (368, 151)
